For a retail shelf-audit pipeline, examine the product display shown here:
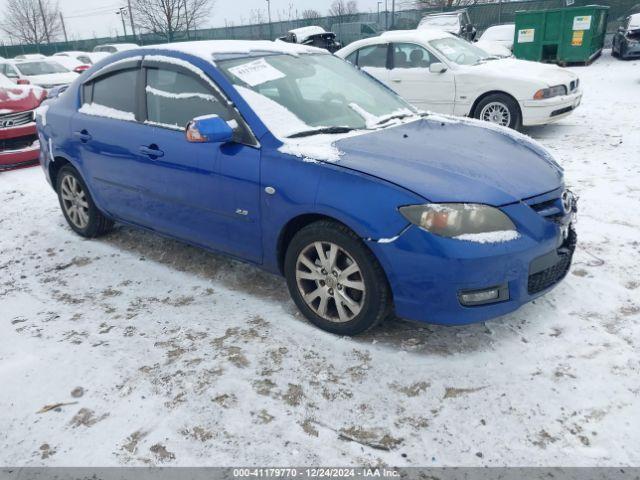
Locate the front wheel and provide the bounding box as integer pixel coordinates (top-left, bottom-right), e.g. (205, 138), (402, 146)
(56, 164), (114, 238)
(474, 93), (522, 131)
(284, 221), (392, 336)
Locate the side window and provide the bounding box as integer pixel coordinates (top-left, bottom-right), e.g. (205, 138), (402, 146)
(356, 44), (388, 68)
(4, 64), (18, 78)
(392, 43), (433, 69)
(344, 51), (358, 65)
(91, 68), (138, 114)
(145, 67), (232, 129)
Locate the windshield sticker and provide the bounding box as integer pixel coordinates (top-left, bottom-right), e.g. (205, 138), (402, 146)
(572, 15), (592, 31)
(227, 58), (286, 87)
(517, 28), (535, 43)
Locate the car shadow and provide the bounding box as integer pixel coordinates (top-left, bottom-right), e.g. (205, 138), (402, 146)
(101, 225), (526, 356)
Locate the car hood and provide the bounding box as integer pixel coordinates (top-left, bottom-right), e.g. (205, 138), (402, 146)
(463, 58), (577, 86)
(26, 72), (78, 86)
(0, 86), (46, 113)
(332, 118), (563, 206)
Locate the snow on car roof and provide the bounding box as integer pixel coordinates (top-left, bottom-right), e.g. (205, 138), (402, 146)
(379, 29), (454, 42)
(288, 26), (327, 42)
(630, 13), (640, 29)
(147, 40), (325, 60)
(480, 24), (515, 40)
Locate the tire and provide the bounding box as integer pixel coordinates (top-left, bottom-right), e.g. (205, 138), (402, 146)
(56, 164), (114, 238)
(284, 220), (392, 336)
(474, 93), (522, 131)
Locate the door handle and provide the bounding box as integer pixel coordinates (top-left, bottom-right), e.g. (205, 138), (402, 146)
(73, 130), (92, 143)
(391, 78), (402, 83)
(139, 145), (164, 158)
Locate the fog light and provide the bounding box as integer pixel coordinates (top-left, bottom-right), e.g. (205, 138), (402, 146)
(459, 284), (508, 306)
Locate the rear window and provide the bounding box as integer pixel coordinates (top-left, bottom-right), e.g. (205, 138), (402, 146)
(356, 44), (388, 68)
(91, 69), (138, 114)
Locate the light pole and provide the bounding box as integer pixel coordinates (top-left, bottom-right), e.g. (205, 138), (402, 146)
(116, 7), (128, 38)
(377, 1), (382, 25)
(266, 0), (273, 40)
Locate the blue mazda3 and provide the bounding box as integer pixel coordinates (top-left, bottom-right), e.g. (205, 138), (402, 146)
(36, 40), (577, 335)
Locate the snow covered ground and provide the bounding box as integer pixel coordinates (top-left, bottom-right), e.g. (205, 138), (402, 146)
(1, 51), (639, 467)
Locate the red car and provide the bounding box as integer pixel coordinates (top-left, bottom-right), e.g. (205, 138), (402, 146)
(1, 73), (47, 170)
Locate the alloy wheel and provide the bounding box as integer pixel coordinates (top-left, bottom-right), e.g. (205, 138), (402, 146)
(480, 101), (512, 127)
(295, 241), (366, 323)
(60, 174), (90, 229)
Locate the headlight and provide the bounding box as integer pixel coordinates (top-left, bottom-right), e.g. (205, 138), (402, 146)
(533, 85), (567, 100)
(399, 203), (516, 238)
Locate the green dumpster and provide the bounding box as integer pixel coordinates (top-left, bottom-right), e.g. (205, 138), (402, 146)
(513, 5), (609, 65)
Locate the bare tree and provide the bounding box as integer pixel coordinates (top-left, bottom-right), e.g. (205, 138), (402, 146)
(302, 9), (322, 20)
(131, 0), (214, 42)
(1, 0), (62, 45)
(329, 0), (359, 20)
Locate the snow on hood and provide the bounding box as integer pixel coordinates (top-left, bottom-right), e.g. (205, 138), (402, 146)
(332, 115), (563, 206)
(0, 84), (46, 113)
(475, 40), (512, 58)
(462, 57), (577, 86)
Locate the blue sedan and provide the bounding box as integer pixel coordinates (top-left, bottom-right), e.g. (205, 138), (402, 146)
(36, 40), (577, 335)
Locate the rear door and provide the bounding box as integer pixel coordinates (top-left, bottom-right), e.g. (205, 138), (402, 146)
(354, 43), (391, 86)
(388, 42), (456, 114)
(69, 59), (150, 223)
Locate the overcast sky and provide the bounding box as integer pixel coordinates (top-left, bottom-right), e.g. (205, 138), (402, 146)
(1, 0), (388, 43)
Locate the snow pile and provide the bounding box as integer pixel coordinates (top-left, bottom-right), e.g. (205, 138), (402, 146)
(153, 39), (325, 60)
(78, 103), (135, 122)
(145, 86), (216, 102)
(454, 230), (520, 243)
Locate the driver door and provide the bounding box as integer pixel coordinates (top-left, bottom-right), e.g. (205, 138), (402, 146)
(388, 42), (456, 114)
(134, 61), (262, 262)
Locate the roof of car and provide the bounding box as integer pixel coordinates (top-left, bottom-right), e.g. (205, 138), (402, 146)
(630, 12), (640, 28)
(379, 29), (454, 42)
(146, 40), (325, 58)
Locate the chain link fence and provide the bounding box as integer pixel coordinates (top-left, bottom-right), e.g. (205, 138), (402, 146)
(2, 0), (638, 58)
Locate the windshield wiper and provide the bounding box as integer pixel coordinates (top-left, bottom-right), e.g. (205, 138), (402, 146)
(287, 126), (355, 138)
(375, 113), (414, 127)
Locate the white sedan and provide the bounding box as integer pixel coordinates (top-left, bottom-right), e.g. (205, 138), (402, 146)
(0, 59), (79, 89)
(336, 29), (582, 129)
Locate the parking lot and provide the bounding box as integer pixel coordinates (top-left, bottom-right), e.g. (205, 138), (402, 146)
(0, 51), (639, 466)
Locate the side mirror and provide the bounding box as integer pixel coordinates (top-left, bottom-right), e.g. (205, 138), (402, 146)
(186, 115), (233, 144)
(466, 24), (474, 33)
(429, 62), (447, 74)
(618, 26), (626, 33)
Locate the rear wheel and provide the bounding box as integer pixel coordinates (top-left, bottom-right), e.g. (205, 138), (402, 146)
(56, 164), (114, 238)
(284, 220), (391, 335)
(474, 93), (522, 130)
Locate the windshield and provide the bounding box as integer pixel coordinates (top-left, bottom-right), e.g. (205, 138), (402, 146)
(420, 16), (460, 31)
(16, 61), (69, 75)
(219, 53), (417, 137)
(430, 37), (492, 65)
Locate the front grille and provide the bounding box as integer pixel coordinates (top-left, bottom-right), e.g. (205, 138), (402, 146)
(0, 110), (34, 129)
(0, 134), (38, 152)
(528, 228), (577, 295)
(529, 196), (564, 224)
